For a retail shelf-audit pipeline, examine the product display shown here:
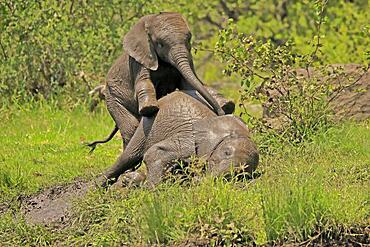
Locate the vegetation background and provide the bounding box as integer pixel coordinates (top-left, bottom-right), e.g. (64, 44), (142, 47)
(0, 0), (369, 246)
(1, 0), (369, 106)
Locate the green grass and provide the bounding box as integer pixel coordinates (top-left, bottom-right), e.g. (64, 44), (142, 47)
(0, 103), (121, 202)
(0, 105), (369, 246)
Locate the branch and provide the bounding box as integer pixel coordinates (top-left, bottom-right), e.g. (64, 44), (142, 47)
(205, 47), (269, 80)
(202, 14), (223, 29)
(0, 38), (8, 61)
(307, 0), (328, 68)
(69, 0), (75, 15)
(219, 0), (239, 21)
(327, 64), (369, 104)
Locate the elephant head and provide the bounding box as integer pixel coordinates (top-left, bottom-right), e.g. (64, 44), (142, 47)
(206, 135), (259, 176)
(195, 115), (259, 177)
(123, 12), (225, 115)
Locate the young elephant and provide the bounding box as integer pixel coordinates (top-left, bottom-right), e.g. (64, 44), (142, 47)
(100, 91), (259, 188)
(105, 12), (230, 147)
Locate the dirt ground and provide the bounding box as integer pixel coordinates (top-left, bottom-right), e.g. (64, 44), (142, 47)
(19, 179), (92, 227)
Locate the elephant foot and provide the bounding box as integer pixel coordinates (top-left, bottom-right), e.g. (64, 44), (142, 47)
(221, 100), (235, 114)
(121, 171), (146, 187)
(139, 98), (159, 116)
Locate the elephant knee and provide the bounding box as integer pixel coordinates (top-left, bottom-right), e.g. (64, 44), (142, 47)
(143, 147), (161, 167)
(143, 147), (168, 184)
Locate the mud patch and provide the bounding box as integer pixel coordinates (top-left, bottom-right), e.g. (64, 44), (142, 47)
(19, 179), (93, 227)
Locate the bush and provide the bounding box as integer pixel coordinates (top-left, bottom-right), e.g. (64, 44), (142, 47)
(213, 1), (369, 148)
(0, 1), (160, 106)
(1, 1), (368, 107)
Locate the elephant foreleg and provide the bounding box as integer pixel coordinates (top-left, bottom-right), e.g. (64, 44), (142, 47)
(143, 134), (194, 188)
(99, 121), (147, 187)
(135, 78), (159, 116)
(100, 150), (143, 187)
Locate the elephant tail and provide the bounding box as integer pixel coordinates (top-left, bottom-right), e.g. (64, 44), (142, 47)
(85, 126), (119, 154)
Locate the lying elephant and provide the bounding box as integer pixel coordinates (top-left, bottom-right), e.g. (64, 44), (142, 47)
(100, 91), (259, 187)
(86, 85), (234, 153)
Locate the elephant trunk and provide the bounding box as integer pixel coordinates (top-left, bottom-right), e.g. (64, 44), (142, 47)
(169, 47), (224, 115)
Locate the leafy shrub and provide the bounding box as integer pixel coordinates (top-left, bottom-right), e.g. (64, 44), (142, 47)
(1, 1), (368, 106)
(214, 1), (369, 148)
(0, 1), (160, 106)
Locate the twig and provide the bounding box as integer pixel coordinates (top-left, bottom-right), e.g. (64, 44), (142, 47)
(219, 0), (239, 21)
(69, 0), (75, 15)
(327, 64), (369, 104)
(202, 14), (223, 29)
(0, 38), (8, 61)
(306, 0), (328, 69)
(298, 230), (322, 246)
(202, 47), (269, 80)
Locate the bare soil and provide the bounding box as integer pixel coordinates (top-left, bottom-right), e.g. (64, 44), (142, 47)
(19, 179), (92, 227)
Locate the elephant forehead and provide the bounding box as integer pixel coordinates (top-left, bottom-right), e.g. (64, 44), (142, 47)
(231, 137), (257, 154)
(151, 14), (190, 35)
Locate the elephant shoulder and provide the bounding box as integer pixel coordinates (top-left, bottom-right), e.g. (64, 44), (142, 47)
(106, 53), (130, 84)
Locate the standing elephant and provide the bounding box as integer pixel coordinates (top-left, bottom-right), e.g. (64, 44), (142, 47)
(100, 91), (259, 188)
(104, 12), (231, 147)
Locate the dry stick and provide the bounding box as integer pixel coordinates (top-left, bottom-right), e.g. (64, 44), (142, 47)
(198, 47), (269, 81)
(69, 0), (75, 15)
(202, 14), (223, 29)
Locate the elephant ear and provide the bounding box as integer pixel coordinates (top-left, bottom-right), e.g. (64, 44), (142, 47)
(123, 15), (158, 70)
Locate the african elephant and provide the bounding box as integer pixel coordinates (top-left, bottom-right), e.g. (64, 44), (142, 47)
(100, 91), (259, 188)
(86, 85), (234, 153)
(104, 12), (232, 147)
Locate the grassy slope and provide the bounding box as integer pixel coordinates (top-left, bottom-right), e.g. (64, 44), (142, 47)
(0, 105), (369, 246)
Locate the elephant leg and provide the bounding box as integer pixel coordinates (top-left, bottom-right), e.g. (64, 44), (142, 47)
(100, 121), (147, 187)
(205, 86), (235, 114)
(143, 135), (194, 188)
(120, 170), (146, 187)
(106, 94), (140, 147)
(135, 79), (159, 116)
(100, 147), (143, 187)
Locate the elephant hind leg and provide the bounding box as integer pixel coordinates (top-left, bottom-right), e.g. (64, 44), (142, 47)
(100, 121), (147, 187)
(106, 94), (140, 147)
(143, 135), (194, 188)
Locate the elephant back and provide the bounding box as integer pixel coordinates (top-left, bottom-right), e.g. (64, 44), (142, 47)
(143, 91), (216, 148)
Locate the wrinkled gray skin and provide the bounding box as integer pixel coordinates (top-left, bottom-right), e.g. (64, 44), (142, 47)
(86, 85), (234, 153)
(100, 91), (259, 188)
(106, 12), (228, 147)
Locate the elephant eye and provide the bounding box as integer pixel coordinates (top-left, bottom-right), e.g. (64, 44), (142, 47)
(157, 42), (163, 49)
(186, 33), (192, 42)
